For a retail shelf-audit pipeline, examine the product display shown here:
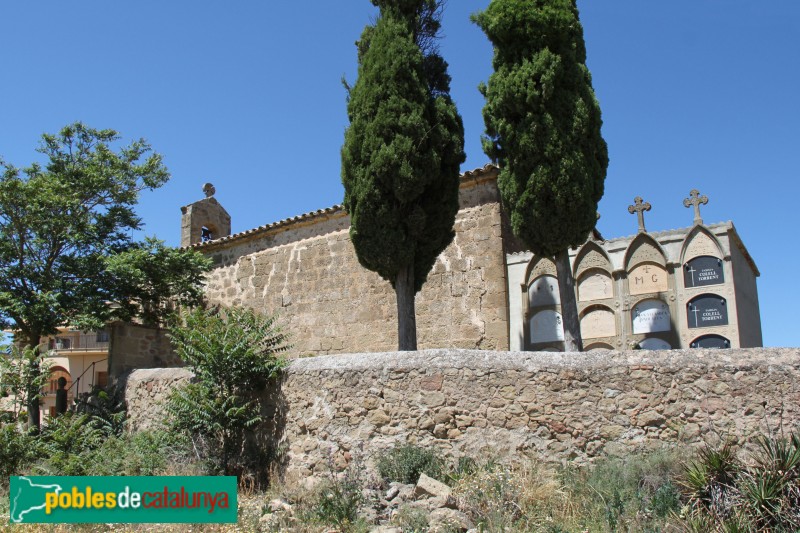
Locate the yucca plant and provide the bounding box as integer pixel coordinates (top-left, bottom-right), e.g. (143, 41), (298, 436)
(680, 433), (800, 531)
(681, 441), (740, 523)
(738, 469), (785, 530)
(739, 433), (800, 531)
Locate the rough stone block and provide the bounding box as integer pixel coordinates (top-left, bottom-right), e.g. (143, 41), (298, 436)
(412, 473), (451, 500)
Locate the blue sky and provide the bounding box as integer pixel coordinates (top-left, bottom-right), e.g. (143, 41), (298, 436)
(1, 1), (798, 347)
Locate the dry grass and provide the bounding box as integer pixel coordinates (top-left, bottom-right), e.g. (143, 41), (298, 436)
(1, 449), (688, 532)
(453, 460), (576, 531)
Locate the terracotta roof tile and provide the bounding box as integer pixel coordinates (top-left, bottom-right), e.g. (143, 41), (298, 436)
(188, 164), (499, 250)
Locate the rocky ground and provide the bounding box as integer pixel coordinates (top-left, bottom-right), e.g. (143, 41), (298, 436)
(255, 473), (474, 532)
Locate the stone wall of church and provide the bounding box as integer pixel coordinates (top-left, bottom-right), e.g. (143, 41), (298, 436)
(200, 174), (509, 356)
(123, 348), (800, 477)
(108, 322), (180, 378)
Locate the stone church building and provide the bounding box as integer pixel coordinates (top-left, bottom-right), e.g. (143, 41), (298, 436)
(181, 165), (762, 355)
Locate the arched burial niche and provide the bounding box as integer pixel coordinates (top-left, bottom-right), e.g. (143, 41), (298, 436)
(585, 342), (613, 351)
(625, 234), (669, 296)
(526, 257), (559, 306)
(574, 243), (614, 302)
(524, 257), (564, 348)
(631, 299), (671, 334)
(529, 309), (565, 344)
(683, 256), (724, 288)
(580, 305), (616, 339)
(578, 269), (614, 301)
(638, 338), (671, 350)
(529, 275), (560, 308)
(681, 226), (725, 288)
(690, 334), (730, 349)
(687, 293), (728, 329)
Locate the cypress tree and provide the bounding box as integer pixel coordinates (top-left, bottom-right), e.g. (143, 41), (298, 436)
(474, 0), (608, 351)
(342, 0), (465, 350)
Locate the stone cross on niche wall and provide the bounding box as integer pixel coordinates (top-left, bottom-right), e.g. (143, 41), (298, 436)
(683, 189), (708, 225)
(628, 196), (651, 233)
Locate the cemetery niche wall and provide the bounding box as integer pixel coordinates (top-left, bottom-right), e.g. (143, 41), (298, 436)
(507, 190), (762, 351)
(180, 171), (762, 355)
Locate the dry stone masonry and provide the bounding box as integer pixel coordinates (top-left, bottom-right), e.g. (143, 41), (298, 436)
(122, 367), (193, 432)
(123, 348), (800, 478)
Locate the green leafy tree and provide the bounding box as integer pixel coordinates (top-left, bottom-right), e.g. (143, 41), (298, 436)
(0, 344), (52, 423)
(0, 343), (50, 482)
(104, 237), (211, 327)
(0, 122), (191, 428)
(166, 307), (288, 477)
(474, 0), (608, 351)
(342, 0), (465, 350)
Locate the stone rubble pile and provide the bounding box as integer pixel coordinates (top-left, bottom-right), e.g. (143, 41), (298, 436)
(258, 472), (476, 532)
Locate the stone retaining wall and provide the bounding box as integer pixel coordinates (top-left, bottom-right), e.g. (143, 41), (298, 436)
(123, 348), (800, 477)
(122, 367), (194, 432)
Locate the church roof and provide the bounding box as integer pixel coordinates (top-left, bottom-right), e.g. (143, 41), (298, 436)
(187, 164), (499, 251)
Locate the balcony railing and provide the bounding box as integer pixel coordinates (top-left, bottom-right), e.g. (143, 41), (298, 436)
(41, 333), (110, 353)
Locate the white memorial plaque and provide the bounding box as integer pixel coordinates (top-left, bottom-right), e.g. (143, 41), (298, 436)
(529, 276), (560, 308)
(580, 308), (615, 339)
(628, 263), (668, 295)
(638, 338), (671, 350)
(578, 271), (613, 301)
(632, 300), (671, 334)
(530, 310), (564, 343)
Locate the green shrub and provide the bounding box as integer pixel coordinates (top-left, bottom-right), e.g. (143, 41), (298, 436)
(0, 422), (35, 483)
(392, 505), (429, 532)
(304, 455), (371, 532)
(310, 475), (364, 529)
(166, 306), (288, 479)
(33, 413), (110, 476)
(75, 430), (194, 477)
(376, 444), (446, 484)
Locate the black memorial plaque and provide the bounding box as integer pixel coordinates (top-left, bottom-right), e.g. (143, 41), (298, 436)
(687, 294), (728, 328)
(690, 334), (730, 349)
(684, 256), (724, 288)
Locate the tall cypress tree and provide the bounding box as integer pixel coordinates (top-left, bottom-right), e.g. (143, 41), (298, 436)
(474, 0), (608, 351)
(342, 0), (465, 350)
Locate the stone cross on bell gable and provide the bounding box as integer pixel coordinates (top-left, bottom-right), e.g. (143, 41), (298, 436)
(683, 189), (708, 225)
(628, 196), (651, 233)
